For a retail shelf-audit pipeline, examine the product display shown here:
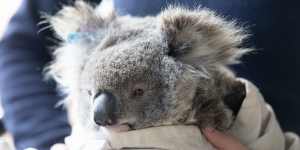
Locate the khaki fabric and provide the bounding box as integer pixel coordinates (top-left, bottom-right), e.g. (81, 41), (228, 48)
(229, 79), (300, 150)
(64, 79), (300, 150)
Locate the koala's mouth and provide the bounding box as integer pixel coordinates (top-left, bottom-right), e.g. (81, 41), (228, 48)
(104, 123), (133, 132)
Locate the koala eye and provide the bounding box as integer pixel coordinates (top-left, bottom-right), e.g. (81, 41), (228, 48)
(132, 88), (144, 97)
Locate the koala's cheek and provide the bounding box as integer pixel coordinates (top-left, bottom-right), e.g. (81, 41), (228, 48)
(163, 77), (198, 124)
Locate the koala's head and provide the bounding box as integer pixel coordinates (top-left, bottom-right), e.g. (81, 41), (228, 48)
(47, 2), (250, 131)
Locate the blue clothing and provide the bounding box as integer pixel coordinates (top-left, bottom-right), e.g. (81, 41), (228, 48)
(0, 0), (299, 149)
(0, 1), (72, 150)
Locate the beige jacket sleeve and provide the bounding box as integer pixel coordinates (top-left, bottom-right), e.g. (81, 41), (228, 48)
(229, 79), (300, 150)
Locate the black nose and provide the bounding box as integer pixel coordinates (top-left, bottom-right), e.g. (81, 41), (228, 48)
(93, 91), (117, 126)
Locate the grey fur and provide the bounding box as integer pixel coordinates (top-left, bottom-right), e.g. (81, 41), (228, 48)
(46, 1), (250, 131)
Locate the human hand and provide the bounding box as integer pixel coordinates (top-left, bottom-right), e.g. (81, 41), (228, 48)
(203, 128), (248, 150)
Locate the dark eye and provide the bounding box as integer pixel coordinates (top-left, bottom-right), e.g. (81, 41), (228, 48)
(133, 88), (144, 97)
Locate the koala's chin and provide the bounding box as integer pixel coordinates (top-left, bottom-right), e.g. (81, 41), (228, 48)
(47, 2), (251, 133)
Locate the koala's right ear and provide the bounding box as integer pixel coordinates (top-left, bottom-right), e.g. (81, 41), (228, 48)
(48, 1), (115, 41)
(159, 7), (251, 67)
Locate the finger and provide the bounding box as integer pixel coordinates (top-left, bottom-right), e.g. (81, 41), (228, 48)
(50, 143), (68, 150)
(203, 128), (247, 150)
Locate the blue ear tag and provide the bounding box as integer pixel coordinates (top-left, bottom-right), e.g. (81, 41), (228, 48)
(67, 31), (100, 44)
(67, 32), (81, 43)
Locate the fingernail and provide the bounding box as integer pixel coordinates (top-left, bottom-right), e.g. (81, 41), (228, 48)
(204, 127), (215, 133)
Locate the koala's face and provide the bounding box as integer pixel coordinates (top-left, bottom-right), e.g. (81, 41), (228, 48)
(48, 2), (249, 131)
(80, 35), (198, 129)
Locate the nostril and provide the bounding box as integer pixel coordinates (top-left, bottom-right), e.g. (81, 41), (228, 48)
(94, 117), (115, 126)
(94, 118), (103, 126)
(94, 117), (107, 126)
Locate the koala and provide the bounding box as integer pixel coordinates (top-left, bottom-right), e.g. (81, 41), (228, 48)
(46, 1), (250, 133)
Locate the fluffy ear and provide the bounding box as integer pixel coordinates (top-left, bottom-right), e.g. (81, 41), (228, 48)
(48, 1), (115, 41)
(159, 7), (251, 67)
(45, 1), (115, 94)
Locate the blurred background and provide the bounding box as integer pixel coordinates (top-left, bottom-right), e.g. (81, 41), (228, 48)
(0, 1), (21, 142)
(0, 0), (22, 39)
(0, 0), (22, 104)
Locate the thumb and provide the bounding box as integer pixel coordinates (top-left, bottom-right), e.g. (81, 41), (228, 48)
(203, 128), (247, 150)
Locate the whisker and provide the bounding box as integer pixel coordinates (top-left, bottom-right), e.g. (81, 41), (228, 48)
(38, 25), (52, 34)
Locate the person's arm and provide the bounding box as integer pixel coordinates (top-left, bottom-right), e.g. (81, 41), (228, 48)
(0, 0), (71, 149)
